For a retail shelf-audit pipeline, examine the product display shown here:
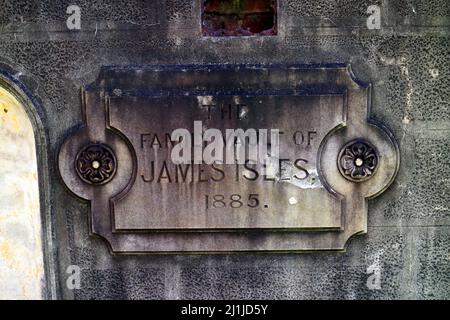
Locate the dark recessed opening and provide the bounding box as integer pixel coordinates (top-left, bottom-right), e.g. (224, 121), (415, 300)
(202, 0), (277, 36)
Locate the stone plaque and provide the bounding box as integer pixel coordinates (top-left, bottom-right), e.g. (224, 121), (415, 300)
(58, 64), (399, 253)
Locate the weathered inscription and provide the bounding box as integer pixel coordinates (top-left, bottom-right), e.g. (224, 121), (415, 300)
(110, 95), (342, 230)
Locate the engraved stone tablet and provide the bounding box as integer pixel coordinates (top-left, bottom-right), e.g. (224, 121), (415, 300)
(58, 64), (399, 253)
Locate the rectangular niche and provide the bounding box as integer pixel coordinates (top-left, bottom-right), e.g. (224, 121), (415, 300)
(202, 0), (277, 36)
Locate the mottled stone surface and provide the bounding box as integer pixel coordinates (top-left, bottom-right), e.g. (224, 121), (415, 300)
(0, 87), (44, 299)
(0, 0), (448, 299)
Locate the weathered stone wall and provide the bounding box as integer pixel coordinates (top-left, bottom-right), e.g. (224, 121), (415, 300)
(0, 0), (448, 299)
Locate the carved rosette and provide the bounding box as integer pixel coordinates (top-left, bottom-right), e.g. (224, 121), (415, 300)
(338, 140), (379, 182)
(75, 143), (117, 185)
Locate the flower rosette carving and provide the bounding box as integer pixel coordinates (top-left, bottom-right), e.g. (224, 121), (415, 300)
(338, 140), (379, 182)
(75, 144), (117, 185)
